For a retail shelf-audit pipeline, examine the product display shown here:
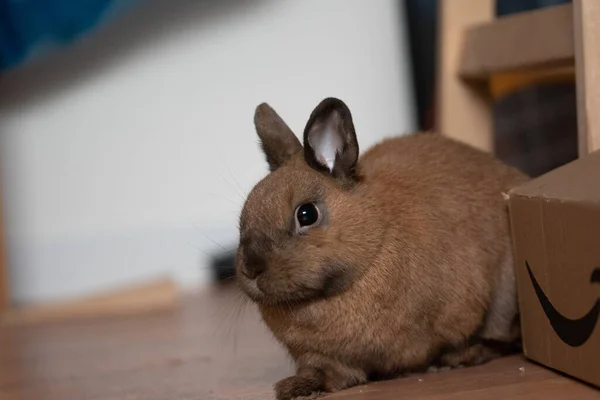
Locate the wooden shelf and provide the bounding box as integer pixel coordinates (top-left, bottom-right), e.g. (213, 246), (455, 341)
(459, 4), (574, 79)
(439, 0), (600, 156)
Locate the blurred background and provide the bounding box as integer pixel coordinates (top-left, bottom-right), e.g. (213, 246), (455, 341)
(0, 0), (577, 312)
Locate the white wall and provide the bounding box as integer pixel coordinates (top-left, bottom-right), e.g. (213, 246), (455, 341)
(0, 0), (415, 305)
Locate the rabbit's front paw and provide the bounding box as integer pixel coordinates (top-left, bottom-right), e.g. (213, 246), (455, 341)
(274, 375), (325, 400)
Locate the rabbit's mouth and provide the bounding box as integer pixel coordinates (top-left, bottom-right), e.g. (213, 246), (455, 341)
(237, 273), (265, 303)
(238, 276), (297, 306)
(238, 268), (353, 307)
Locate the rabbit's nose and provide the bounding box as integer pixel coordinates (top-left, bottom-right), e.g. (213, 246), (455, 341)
(241, 261), (266, 279)
(240, 249), (267, 279)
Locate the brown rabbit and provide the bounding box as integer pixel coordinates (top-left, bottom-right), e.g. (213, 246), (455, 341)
(236, 98), (528, 400)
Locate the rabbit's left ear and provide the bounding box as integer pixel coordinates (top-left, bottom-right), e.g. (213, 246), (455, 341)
(254, 103), (302, 172)
(303, 98), (359, 180)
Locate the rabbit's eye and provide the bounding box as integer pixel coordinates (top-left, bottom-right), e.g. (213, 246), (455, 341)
(296, 203), (320, 228)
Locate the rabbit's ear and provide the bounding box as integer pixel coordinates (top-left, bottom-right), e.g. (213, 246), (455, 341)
(303, 98), (359, 180)
(254, 103), (302, 172)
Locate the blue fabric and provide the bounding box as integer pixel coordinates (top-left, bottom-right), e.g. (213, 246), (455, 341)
(0, 0), (140, 70)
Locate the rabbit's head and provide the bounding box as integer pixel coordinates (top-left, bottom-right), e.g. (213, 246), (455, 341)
(236, 98), (385, 306)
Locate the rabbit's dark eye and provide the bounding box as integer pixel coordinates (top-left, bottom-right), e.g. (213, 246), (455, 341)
(296, 203), (320, 228)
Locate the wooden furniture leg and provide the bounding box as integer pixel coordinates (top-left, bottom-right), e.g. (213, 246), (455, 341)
(436, 0), (494, 152)
(0, 189), (8, 313)
(573, 0), (600, 156)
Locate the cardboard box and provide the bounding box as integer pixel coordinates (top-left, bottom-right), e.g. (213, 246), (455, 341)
(508, 150), (600, 388)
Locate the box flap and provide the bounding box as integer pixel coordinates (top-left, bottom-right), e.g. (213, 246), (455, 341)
(508, 150), (600, 202)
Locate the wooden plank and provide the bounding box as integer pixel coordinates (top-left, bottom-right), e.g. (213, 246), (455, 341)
(436, 0), (494, 152)
(460, 4), (574, 79)
(0, 266), (7, 313)
(1, 278), (179, 326)
(573, 0), (600, 156)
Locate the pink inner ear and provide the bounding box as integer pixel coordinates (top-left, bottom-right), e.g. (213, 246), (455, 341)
(309, 119), (343, 171)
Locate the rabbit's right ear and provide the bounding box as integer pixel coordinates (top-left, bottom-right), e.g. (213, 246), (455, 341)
(303, 98), (359, 180)
(254, 103), (302, 172)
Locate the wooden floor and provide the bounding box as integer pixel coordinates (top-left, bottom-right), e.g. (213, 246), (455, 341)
(1, 285), (598, 400)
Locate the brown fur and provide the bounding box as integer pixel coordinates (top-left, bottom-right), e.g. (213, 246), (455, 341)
(236, 98), (528, 400)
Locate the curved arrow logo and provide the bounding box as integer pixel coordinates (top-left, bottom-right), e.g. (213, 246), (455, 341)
(526, 261), (600, 347)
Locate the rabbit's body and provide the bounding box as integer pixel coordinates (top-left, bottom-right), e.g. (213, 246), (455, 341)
(237, 99), (528, 399)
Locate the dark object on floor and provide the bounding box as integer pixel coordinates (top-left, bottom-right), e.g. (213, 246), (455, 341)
(210, 250), (236, 282)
